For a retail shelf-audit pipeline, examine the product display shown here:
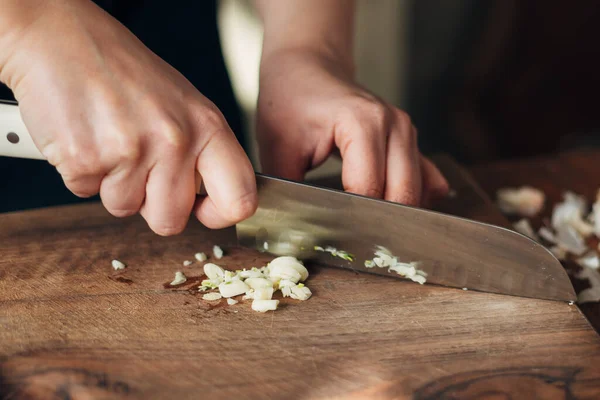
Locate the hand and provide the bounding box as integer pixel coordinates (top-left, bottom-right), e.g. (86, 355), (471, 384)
(256, 49), (449, 207)
(0, 0), (257, 234)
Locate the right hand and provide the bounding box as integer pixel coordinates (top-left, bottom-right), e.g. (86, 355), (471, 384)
(0, 0), (257, 235)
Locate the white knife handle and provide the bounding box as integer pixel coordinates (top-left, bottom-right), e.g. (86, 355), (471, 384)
(0, 102), (45, 160)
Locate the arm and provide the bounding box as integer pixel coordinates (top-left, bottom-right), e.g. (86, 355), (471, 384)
(251, 0), (448, 206)
(253, 0), (355, 75)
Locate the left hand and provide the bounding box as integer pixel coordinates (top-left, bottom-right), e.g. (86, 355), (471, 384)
(256, 50), (449, 207)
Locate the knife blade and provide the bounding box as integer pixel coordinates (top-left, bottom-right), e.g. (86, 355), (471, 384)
(237, 175), (576, 302)
(0, 101), (576, 301)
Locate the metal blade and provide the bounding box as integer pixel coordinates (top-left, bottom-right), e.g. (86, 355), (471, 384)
(236, 174), (576, 302)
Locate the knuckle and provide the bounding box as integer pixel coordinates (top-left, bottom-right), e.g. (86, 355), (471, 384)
(198, 105), (227, 131)
(345, 183), (383, 199)
(158, 118), (191, 154)
(351, 98), (387, 120)
(57, 141), (103, 177)
(116, 138), (142, 164)
(394, 109), (412, 126)
(227, 191), (258, 222)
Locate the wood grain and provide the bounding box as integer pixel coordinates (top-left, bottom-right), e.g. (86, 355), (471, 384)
(471, 149), (600, 335)
(1, 156), (600, 399)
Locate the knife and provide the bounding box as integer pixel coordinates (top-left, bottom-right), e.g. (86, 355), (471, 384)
(0, 101), (576, 302)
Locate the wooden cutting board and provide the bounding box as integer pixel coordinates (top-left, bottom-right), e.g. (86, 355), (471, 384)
(1, 156), (600, 400)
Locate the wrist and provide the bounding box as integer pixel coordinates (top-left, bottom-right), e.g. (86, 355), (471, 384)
(0, 0), (50, 88)
(260, 46), (355, 83)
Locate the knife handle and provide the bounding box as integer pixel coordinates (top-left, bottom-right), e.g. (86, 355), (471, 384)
(0, 101), (206, 194)
(0, 101), (45, 160)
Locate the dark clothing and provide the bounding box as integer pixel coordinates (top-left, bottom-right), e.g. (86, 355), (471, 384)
(0, 0), (244, 212)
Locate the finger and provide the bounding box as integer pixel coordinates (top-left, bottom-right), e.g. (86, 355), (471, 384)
(194, 128), (257, 229)
(337, 123), (386, 199)
(419, 155), (450, 208)
(139, 158), (196, 236)
(99, 165), (147, 217)
(383, 118), (422, 206)
(61, 173), (103, 198)
(259, 138), (309, 182)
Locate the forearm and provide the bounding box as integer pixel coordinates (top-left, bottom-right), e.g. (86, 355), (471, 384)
(252, 0), (355, 76)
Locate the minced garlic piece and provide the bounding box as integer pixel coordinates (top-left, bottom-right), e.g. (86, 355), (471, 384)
(194, 252), (207, 262)
(213, 245), (224, 259)
(170, 271), (187, 286)
(203, 292), (223, 301)
(111, 260), (126, 271)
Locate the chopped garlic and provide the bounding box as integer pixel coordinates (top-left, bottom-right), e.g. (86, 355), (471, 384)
(462, 288), (468, 291)
(203, 292), (223, 301)
(314, 245), (355, 262)
(170, 271), (187, 286)
(513, 219), (539, 241)
(555, 225), (587, 256)
(290, 285), (312, 301)
(183, 260), (193, 267)
(111, 260), (126, 271)
(219, 280), (249, 298)
(281, 286), (292, 298)
(204, 263), (225, 280)
(577, 267), (600, 304)
(538, 226), (557, 244)
(194, 252), (207, 262)
(552, 193), (594, 237)
(364, 246), (427, 284)
(496, 186), (545, 217)
(227, 298), (238, 305)
(245, 277), (273, 290)
(576, 253), (600, 270)
(254, 287), (274, 300)
(277, 279), (296, 288)
(239, 268), (264, 279)
(549, 246), (567, 260)
(213, 245), (224, 259)
(592, 189), (600, 237)
(251, 299), (279, 312)
(268, 256), (307, 283)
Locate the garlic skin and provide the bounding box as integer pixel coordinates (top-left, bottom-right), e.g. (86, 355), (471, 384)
(227, 298), (238, 305)
(251, 299), (279, 312)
